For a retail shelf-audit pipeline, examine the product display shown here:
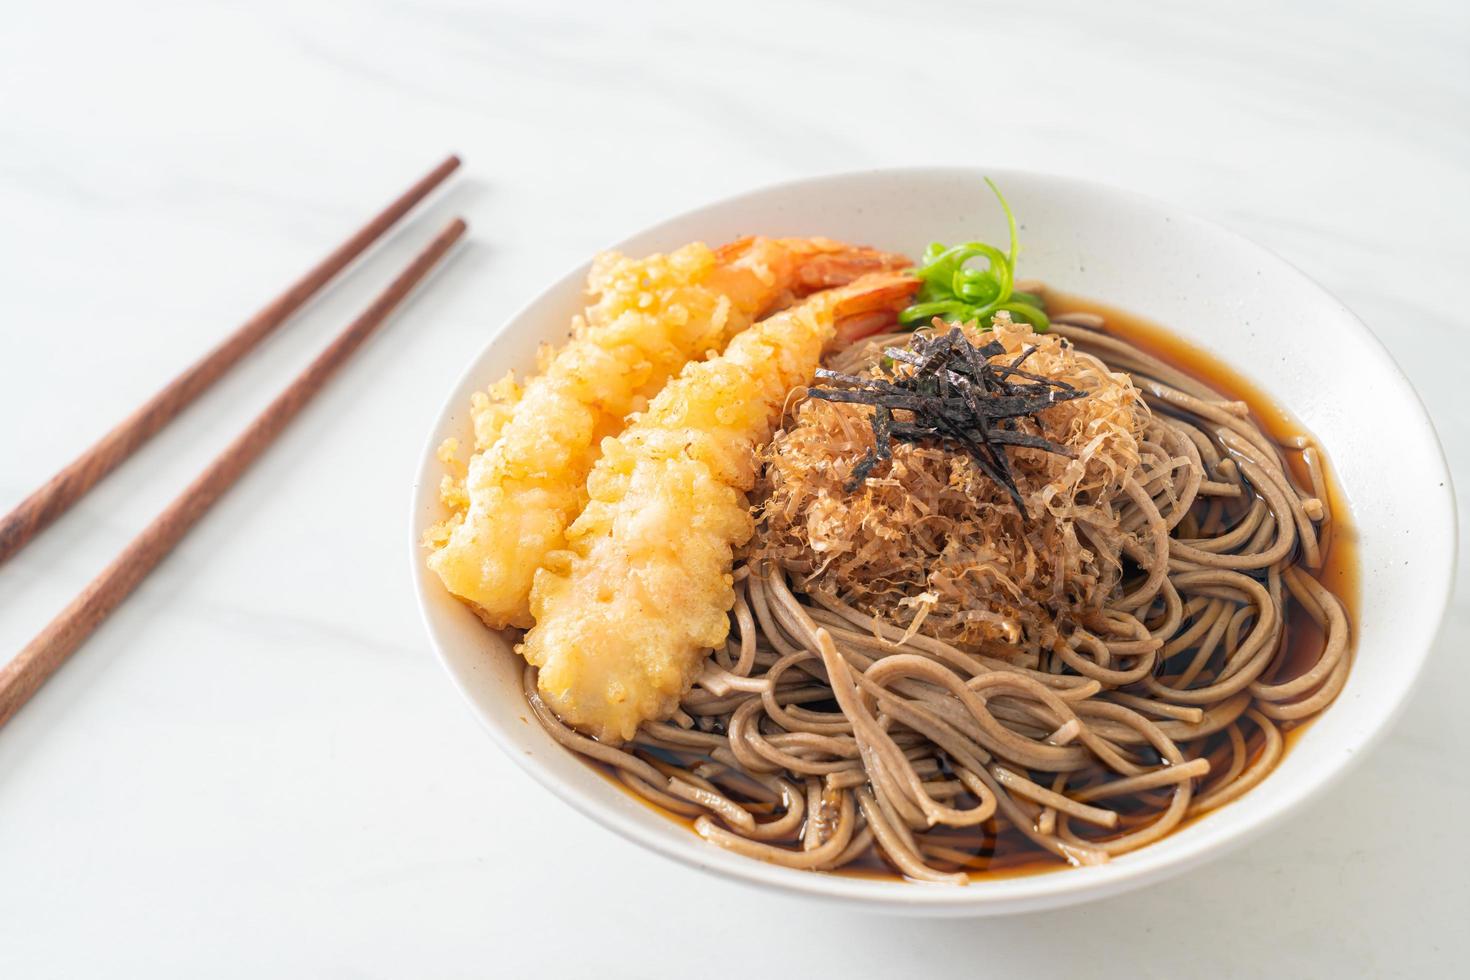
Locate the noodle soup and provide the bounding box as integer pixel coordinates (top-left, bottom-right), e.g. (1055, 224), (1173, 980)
(423, 184), (1360, 884)
(521, 292), (1355, 883)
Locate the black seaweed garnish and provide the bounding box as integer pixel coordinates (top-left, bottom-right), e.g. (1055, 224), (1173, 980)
(809, 328), (1086, 507)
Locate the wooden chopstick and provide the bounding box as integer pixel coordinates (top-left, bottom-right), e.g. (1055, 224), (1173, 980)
(0, 154), (461, 566)
(0, 217), (468, 729)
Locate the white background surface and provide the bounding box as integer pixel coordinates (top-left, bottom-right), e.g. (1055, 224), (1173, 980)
(1, 1), (1465, 976)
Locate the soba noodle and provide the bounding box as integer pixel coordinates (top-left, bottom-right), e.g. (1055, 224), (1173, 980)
(526, 309), (1351, 882)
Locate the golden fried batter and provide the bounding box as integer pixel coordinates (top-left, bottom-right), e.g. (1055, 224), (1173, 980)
(520, 274), (919, 741)
(426, 238), (909, 629)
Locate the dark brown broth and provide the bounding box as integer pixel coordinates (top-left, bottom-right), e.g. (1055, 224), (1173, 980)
(590, 291), (1359, 882)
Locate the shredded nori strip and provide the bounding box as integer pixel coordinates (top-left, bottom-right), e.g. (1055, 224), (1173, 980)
(808, 387), (1084, 420)
(810, 329), (1087, 505)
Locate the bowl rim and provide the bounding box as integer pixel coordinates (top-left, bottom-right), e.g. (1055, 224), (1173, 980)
(409, 166), (1458, 913)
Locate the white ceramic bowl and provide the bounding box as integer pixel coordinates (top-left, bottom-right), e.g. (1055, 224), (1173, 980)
(410, 168), (1456, 915)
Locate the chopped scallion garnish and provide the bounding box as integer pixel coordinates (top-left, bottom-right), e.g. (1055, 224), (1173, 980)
(899, 178), (1050, 332)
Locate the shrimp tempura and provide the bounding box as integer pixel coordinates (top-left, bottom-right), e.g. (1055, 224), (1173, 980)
(520, 273), (920, 741)
(426, 238), (909, 629)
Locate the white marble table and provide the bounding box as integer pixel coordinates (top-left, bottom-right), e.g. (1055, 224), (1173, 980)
(2, 1), (1465, 976)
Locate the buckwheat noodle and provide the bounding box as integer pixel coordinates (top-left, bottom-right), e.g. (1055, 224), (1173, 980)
(526, 310), (1352, 882)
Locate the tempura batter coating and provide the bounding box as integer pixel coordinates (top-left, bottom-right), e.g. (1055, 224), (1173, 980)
(426, 239), (909, 628)
(521, 274), (919, 741)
